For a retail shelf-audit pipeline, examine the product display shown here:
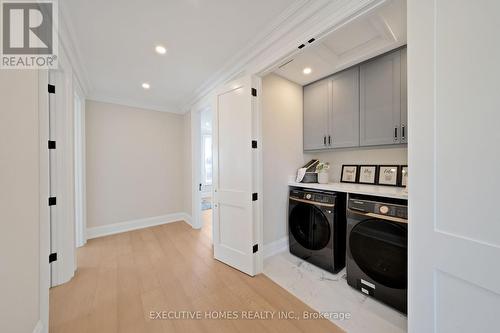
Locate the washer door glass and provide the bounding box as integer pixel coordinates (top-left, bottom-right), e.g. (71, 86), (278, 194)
(289, 203), (331, 251)
(349, 219), (407, 289)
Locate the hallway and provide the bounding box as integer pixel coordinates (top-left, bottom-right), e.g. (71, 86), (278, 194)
(49, 220), (342, 333)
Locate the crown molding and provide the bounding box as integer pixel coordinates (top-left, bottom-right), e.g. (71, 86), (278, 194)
(181, 0), (386, 112)
(58, 1), (92, 96)
(87, 94), (183, 114)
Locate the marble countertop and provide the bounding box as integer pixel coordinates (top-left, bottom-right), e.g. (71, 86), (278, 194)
(288, 181), (408, 200)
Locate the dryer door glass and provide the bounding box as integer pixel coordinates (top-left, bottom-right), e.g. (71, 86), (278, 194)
(349, 219), (407, 289)
(289, 203), (331, 250)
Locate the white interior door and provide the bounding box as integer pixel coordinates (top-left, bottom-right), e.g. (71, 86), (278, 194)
(408, 1), (500, 332)
(213, 76), (259, 276)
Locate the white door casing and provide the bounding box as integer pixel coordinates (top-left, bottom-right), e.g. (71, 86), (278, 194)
(213, 76), (260, 276)
(408, 1), (500, 332)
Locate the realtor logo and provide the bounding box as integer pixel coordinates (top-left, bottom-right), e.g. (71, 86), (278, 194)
(1, 0), (58, 69)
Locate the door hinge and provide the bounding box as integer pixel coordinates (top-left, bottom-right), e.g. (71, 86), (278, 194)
(48, 197), (57, 206)
(251, 88), (257, 97)
(252, 193), (258, 201)
(48, 140), (56, 149)
(252, 140), (257, 149)
(49, 252), (57, 263)
(253, 244), (258, 253)
(48, 84), (55, 94)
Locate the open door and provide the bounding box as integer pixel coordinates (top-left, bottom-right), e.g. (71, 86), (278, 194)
(212, 75), (260, 276)
(409, 1), (500, 332)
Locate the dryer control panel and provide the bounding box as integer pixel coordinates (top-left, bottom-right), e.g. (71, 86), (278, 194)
(348, 194), (407, 220)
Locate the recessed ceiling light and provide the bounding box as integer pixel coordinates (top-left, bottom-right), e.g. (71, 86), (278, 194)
(155, 45), (167, 55)
(142, 82), (150, 89)
(303, 67), (312, 75)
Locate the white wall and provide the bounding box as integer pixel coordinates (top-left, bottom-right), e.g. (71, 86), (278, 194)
(262, 74), (310, 245)
(85, 100), (187, 229)
(0, 71), (41, 333)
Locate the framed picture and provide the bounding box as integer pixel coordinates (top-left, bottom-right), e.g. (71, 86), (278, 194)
(400, 165), (408, 187)
(341, 165), (358, 183)
(358, 165), (378, 184)
(378, 165), (399, 186)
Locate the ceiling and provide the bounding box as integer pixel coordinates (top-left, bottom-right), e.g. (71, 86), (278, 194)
(62, 0), (293, 113)
(274, 0), (406, 86)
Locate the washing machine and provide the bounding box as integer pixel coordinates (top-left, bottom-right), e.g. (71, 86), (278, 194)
(288, 187), (346, 274)
(346, 193), (408, 313)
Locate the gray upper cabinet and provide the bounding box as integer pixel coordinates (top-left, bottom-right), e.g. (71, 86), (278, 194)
(360, 49), (402, 146)
(303, 47), (407, 151)
(303, 78), (330, 150)
(330, 67), (360, 148)
(303, 67), (359, 151)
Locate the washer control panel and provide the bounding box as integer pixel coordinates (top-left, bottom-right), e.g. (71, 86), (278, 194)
(289, 188), (336, 205)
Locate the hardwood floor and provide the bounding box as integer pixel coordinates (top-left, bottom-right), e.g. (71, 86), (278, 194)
(50, 215), (343, 333)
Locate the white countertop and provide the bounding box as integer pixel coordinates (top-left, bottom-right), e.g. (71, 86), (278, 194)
(288, 181), (408, 200)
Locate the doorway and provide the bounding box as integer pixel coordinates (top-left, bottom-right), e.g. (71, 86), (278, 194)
(200, 107), (213, 238)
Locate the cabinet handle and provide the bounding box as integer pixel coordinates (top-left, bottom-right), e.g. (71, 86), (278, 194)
(324, 136), (327, 145)
(402, 125), (406, 140)
(328, 135), (331, 145)
(394, 127), (398, 141)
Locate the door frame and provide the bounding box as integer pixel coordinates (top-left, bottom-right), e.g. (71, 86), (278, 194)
(39, 69), (50, 333)
(190, 97), (213, 230)
(48, 45), (76, 287)
(73, 80), (87, 248)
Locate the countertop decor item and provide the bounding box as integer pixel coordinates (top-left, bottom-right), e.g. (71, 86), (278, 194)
(316, 162), (330, 184)
(378, 165), (399, 186)
(400, 165), (408, 187)
(297, 159), (319, 183)
(359, 165), (378, 184)
(341, 165), (359, 183)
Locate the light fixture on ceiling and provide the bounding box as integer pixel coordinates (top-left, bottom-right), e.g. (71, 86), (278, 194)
(155, 45), (167, 55)
(142, 82), (150, 89)
(303, 67), (312, 75)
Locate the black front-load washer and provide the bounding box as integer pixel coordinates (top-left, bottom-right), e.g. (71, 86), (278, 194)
(288, 187), (346, 274)
(346, 193), (408, 314)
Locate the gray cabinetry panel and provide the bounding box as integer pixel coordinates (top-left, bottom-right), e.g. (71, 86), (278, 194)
(303, 78), (330, 150)
(330, 67), (360, 148)
(360, 50), (402, 146)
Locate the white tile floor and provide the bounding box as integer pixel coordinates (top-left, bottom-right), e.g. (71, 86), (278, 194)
(264, 251), (407, 333)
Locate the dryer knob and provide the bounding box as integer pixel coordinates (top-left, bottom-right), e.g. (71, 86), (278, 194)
(379, 205), (389, 214)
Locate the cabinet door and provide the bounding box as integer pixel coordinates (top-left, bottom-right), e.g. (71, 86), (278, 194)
(330, 67), (360, 148)
(303, 78), (330, 150)
(400, 47), (408, 144)
(360, 50), (401, 146)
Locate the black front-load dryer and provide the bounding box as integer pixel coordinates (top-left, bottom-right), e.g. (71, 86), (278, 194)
(288, 187), (346, 274)
(346, 193), (408, 314)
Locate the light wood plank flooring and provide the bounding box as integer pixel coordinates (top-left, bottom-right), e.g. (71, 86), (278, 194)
(50, 215), (343, 333)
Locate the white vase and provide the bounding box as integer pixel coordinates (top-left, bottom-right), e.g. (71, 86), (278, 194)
(318, 172), (329, 184)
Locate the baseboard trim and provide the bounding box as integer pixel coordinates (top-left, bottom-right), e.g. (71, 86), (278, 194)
(263, 236), (289, 259)
(33, 320), (43, 333)
(87, 213), (192, 239)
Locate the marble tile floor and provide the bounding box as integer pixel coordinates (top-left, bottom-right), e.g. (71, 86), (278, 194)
(263, 251), (407, 333)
